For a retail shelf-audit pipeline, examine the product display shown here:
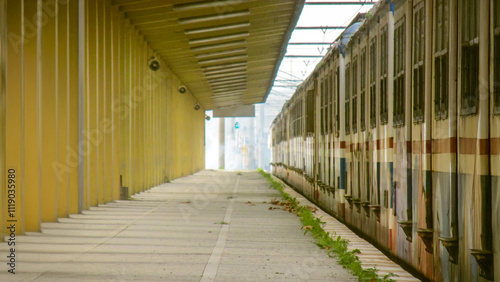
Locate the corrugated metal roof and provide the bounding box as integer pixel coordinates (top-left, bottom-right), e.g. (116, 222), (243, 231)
(112, 0), (303, 109)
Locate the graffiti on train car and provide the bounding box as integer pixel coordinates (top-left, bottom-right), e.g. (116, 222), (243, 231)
(270, 0), (500, 281)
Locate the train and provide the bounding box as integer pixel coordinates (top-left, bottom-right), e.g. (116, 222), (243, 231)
(270, 0), (500, 281)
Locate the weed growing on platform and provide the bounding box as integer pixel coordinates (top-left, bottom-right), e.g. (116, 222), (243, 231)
(258, 169), (395, 282)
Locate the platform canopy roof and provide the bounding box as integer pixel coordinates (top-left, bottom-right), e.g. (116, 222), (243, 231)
(113, 0), (304, 110)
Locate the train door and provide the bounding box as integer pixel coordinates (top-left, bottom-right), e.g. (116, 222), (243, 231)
(328, 63), (334, 211)
(343, 53), (353, 220)
(314, 78), (321, 201)
(411, 0), (434, 278)
(392, 0), (414, 264)
(358, 44), (370, 223)
(456, 1), (493, 281)
(367, 23), (379, 232)
(431, 0), (459, 279)
(351, 43), (363, 228)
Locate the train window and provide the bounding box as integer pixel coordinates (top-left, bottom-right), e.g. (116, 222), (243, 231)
(360, 48), (367, 131)
(296, 102), (299, 137)
(336, 67), (340, 136)
(494, 0), (500, 114)
(306, 90), (314, 133)
(324, 78), (328, 133)
(295, 103), (297, 137)
(380, 26), (388, 125)
(352, 56), (358, 133)
(369, 37), (377, 128)
(294, 105), (297, 137)
(298, 99), (303, 137)
(323, 77), (330, 134)
(460, 0), (479, 116)
(413, 2), (425, 123)
(319, 81), (325, 134)
(300, 101), (303, 136)
(394, 18), (406, 126)
(345, 63), (351, 135)
(290, 106), (294, 138)
(297, 102), (300, 137)
(434, 0), (449, 120)
(329, 72), (334, 132)
(283, 118), (287, 141)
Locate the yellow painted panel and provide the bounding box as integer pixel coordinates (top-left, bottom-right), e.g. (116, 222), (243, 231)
(96, 0), (104, 205)
(86, 0), (97, 207)
(118, 18), (129, 193)
(56, 0), (69, 218)
(111, 4), (120, 201)
(23, 0), (41, 232)
(40, 0), (58, 222)
(5, 0), (24, 234)
(68, 0), (79, 215)
(103, 0), (113, 203)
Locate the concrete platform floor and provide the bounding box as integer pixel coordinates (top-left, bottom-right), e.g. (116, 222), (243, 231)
(0, 170), (418, 281)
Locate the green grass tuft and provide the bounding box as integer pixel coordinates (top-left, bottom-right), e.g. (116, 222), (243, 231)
(258, 168), (396, 282)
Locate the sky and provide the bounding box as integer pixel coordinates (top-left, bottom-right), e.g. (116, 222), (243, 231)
(268, 0), (377, 105)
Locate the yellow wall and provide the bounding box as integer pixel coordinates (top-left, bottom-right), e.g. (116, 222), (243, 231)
(0, 0), (205, 239)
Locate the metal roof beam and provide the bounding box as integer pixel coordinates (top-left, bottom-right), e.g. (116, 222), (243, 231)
(288, 42), (332, 45)
(304, 1), (376, 5)
(295, 26), (346, 29)
(284, 55), (324, 58)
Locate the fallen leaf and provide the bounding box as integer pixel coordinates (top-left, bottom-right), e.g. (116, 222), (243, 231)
(301, 225), (313, 230)
(306, 206), (318, 213)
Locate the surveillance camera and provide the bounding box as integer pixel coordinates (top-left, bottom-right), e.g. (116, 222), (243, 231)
(148, 57), (160, 71)
(205, 115), (211, 121)
(178, 85), (187, 94)
(194, 103), (200, 111)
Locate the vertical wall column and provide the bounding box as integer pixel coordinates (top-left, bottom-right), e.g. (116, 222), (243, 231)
(5, 0), (24, 234)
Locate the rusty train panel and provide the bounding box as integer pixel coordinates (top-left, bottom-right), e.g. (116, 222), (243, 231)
(270, 0), (500, 281)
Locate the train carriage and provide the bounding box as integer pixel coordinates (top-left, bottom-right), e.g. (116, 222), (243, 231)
(430, 0), (459, 279)
(269, 0), (500, 280)
(330, 46), (343, 216)
(392, 0), (415, 272)
(350, 14), (376, 244)
(343, 33), (354, 224)
(316, 53), (330, 204)
(455, 0), (493, 281)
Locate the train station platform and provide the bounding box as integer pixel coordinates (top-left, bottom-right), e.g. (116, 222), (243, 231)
(0, 170), (419, 281)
